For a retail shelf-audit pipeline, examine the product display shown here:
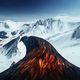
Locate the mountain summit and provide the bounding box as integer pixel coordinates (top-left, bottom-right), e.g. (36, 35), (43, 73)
(0, 36), (80, 80)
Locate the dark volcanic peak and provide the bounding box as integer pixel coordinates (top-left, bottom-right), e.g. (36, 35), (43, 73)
(0, 36), (80, 80)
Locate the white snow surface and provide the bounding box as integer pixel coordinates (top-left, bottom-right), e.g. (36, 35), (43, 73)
(0, 16), (80, 72)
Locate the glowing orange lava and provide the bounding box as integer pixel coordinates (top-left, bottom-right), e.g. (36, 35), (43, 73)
(16, 45), (65, 80)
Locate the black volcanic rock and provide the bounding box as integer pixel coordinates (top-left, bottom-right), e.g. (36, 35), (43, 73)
(0, 36), (80, 80)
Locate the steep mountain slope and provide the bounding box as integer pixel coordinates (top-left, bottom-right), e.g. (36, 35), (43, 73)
(0, 36), (26, 72)
(0, 37), (19, 57)
(72, 26), (80, 39)
(0, 36), (80, 80)
(0, 20), (24, 39)
(0, 17), (80, 73)
(18, 18), (80, 38)
(47, 30), (80, 67)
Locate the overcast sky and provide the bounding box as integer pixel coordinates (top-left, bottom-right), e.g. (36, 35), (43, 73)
(0, 0), (80, 21)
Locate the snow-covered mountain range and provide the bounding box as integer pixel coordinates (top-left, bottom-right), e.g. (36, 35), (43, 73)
(0, 16), (80, 72)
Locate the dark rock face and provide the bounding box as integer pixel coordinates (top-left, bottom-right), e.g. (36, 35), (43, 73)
(0, 31), (8, 39)
(0, 36), (80, 80)
(72, 26), (80, 39)
(1, 37), (19, 58)
(4, 23), (9, 29)
(11, 31), (17, 35)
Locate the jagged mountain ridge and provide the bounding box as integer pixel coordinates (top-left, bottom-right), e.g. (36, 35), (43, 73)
(0, 18), (80, 39)
(18, 18), (80, 38)
(0, 17), (80, 73)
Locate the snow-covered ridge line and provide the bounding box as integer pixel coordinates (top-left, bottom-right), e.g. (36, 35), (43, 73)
(0, 16), (80, 72)
(1, 15), (80, 29)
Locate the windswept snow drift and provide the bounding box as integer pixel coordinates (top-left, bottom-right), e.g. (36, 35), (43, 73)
(0, 16), (80, 72)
